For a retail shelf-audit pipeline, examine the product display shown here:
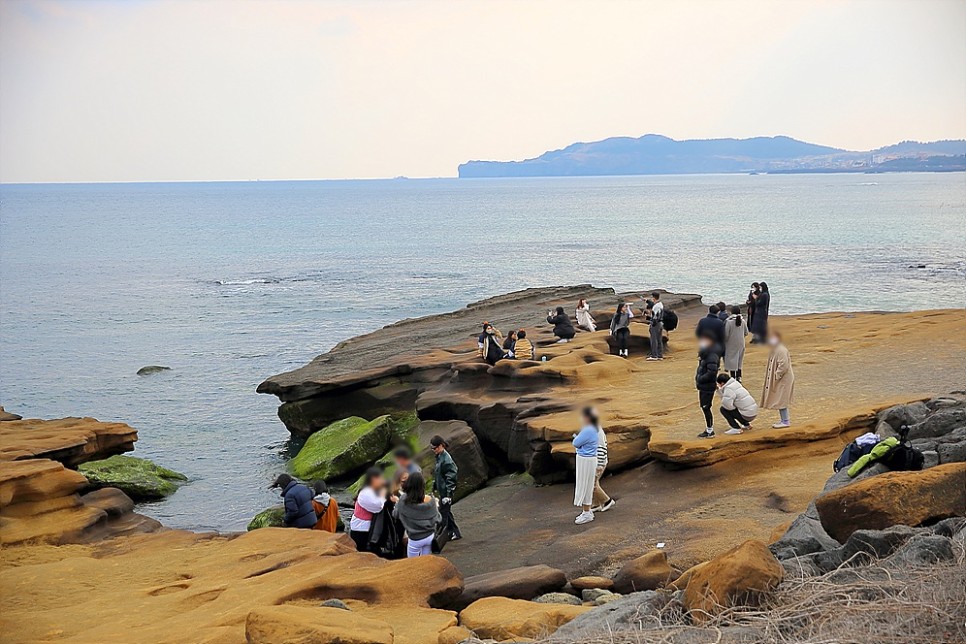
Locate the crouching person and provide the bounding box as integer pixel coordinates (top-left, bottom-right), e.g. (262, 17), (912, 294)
(392, 472), (441, 557)
(311, 480), (339, 532)
(271, 474), (317, 528)
(716, 373), (758, 435)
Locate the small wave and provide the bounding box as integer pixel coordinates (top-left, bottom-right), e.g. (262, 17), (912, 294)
(857, 182), (879, 186)
(215, 278), (279, 286)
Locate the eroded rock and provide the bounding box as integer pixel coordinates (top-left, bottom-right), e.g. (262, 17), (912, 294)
(459, 596), (590, 640)
(682, 540), (783, 620)
(453, 564), (567, 610)
(612, 549), (674, 593)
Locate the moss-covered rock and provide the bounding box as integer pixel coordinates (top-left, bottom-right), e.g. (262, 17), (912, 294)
(247, 506), (285, 530)
(78, 455), (187, 502)
(290, 413), (418, 481)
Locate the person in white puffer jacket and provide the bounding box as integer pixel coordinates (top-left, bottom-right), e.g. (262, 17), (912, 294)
(716, 373), (759, 435)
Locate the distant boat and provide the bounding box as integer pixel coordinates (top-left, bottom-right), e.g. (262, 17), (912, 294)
(748, 171), (759, 175)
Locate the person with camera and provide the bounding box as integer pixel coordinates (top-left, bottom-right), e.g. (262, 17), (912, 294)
(547, 306), (576, 343)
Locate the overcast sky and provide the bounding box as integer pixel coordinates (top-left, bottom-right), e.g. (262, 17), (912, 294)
(1, 0), (963, 183)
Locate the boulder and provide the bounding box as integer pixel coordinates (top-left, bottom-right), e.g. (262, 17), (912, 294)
(534, 592), (582, 606)
(136, 365), (171, 376)
(569, 576), (614, 591)
(245, 605), (393, 644)
(580, 588), (614, 602)
(682, 540), (783, 620)
(458, 597), (590, 640)
(0, 416), (138, 466)
(908, 407), (966, 440)
(593, 593), (622, 606)
(938, 440), (966, 464)
(548, 590), (673, 640)
(416, 420), (489, 500)
(453, 565), (567, 610)
(799, 525), (921, 573)
(290, 415), (396, 480)
(816, 462), (966, 543)
(612, 550), (674, 593)
(882, 533), (955, 568)
(247, 506), (285, 530)
(78, 455), (187, 501)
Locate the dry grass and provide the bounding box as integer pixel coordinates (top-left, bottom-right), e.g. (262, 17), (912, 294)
(548, 546), (966, 644)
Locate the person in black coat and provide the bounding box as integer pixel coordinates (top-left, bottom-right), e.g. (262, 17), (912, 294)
(547, 306), (576, 343)
(695, 306), (726, 348)
(694, 333), (722, 439)
(271, 474), (317, 528)
(746, 283), (760, 335)
(750, 282), (770, 342)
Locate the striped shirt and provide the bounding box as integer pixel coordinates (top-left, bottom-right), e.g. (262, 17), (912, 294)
(596, 427), (608, 469)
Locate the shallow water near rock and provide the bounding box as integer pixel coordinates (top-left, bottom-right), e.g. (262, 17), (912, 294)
(1, 174), (964, 530)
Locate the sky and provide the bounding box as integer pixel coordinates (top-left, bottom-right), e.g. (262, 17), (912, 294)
(1, 0), (964, 183)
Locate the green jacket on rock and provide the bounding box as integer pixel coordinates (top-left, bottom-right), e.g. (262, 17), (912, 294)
(847, 437), (899, 478)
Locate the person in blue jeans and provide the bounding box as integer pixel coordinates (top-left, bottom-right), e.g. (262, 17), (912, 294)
(572, 407), (600, 525)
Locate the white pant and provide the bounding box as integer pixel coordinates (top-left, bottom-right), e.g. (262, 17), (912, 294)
(407, 534), (434, 557)
(574, 455), (596, 507)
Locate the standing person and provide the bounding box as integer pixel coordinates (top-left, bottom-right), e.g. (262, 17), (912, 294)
(547, 306), (576, 343)
(723, 305), (749, 381)
(716, 302), (729, 321)
(609, 302), (634, 357)
(514, 329), (535, 360)
(390, 446), (421, 496)
(430, 435), (461, 541)
(311, 480), (340, 532)
(746, 283), (760, 337)
(646, 291), (665, 361)
(572, 407), (599, 525)
(270, 474), (317, 528)
(350, 467), (387, 551)
(716, 373), (759, 435)
(695, 332), (723, 438)
(575, 299), (597, 332)
(481, 325), (506, 365)
(761, 331), (795, 428)
(392, 472), (441, 558)
(591, 417), (616, 513)
(502, 330), (518, 358)
(751, 283), (770, 343)
(695, 305), (726, 348)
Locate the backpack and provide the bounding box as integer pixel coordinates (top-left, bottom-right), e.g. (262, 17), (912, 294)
(883, 425), (924, 471)
(833, 441), (875, 472)
(662, 309), (679, 332)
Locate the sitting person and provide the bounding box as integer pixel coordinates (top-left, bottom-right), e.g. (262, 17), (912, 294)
(514, 329), (536, 360)
(547, 306), (576, 343)
(311, 480), (339, 532)
(392, 472), (441, 557)
(716, 373), (759, 434)
(502, 330), (518, 358)
(270, 474), (317, 529)
(481, 324), (506, 365)
(477, 322), (502, 358)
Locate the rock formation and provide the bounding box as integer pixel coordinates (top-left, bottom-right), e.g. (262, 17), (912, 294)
(78, 454), (188, 501)
(0, 416), (137, 466)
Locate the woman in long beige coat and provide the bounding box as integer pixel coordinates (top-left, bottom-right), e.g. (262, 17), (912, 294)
(761, 331), (795, 428)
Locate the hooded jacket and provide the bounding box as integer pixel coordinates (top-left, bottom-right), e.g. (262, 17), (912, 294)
(281, 480), (317, 528)
(695, 313), (726, 348)
(312, 493), (339, 532)
(718, 378), (759, 418)
(695, 344), (722, 393)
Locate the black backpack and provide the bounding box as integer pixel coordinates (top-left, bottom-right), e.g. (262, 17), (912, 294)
(833, 441), (875, 472)
(883, 425), (924, 471)
(662, 309), (679, 332)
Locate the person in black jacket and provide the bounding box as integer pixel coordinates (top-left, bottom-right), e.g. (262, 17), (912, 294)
(481, 325), (506, 365)
(746, 283), (760, 338)
(431, 435), (462, 540)
(271, 474), (317, 528)
(694, 333), (722, 439)
(695, 305), (726, 348)
(750, 282), (770, 343)
(547, 306), (576, 343)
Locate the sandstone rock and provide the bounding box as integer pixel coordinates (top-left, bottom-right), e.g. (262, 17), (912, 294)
(669, 561), (709, 590)
(569, 576), (614, 591)
(136, 365), (171, 376)
(612, 550), (673, 593)
(78, 454), (187, 501)
(548, 590), (673, 640)
(290, 415), (397, 480)
(245, 605), (393, 644)
(439, 625), (474, 643)
(359, 605), (460, 644)
(683, 540), (783, 619)
(453, 565), (567, 610)
(0, 406), (22, 421)
(416, 420), (489, 500)
(816, 462), (966, 543)
(533, 592), (582, 606)
(0, 417), (137, 466)
(459, 597), (590, 640)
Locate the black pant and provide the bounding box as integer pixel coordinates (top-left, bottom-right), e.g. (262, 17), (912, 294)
(720, 406), (752, 429)
(440, 500), (461, 538)
(615, 327), (629, 351)
(350, 529), (369, 552)
(729, 369), (742, 382)
(699, 391), (714, 428)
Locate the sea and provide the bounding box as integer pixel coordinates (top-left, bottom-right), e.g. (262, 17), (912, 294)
(1, 173), (964, 531)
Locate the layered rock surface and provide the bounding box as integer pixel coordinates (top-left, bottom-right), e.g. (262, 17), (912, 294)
(0, 416), (137, 466)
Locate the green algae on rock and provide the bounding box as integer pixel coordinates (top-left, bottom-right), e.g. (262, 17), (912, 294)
(247, 506), (285, 530)
(78, 454), (187, 501)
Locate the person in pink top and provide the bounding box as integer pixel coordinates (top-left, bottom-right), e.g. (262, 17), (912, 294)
(350, 467), (387, 551)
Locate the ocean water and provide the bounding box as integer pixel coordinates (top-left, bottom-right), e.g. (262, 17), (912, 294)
(1, 173), (964, 531)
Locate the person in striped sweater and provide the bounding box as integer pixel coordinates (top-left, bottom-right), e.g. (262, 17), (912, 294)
(591, 413), (616, 513)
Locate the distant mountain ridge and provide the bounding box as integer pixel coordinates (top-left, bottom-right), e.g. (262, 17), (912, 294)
(458, 134), (966, 177)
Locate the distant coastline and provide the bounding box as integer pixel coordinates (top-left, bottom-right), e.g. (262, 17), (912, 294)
(458, 134), (966, 178)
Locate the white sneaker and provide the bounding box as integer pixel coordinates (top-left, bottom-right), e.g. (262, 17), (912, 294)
(556, 339), (568, 344)
(599, 498), (616, 512)
(646, 356), (658, 361)
(724, 428), (743, 435)
(575, 511), (595, 525)
(772, 422), (791, 429)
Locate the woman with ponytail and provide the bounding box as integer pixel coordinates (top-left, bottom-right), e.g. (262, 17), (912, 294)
(723, 305), (748, 381)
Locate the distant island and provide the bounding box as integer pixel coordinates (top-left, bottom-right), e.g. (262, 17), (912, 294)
(458, 135), (966, 178)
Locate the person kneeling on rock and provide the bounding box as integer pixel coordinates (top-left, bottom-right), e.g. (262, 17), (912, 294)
(716, 373), (758, 435)
(270, 474), (317, 529)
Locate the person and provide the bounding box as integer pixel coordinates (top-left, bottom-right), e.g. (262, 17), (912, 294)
(695, 305), (726, 348)
(547, 306), (576, 343)
(746, 283), (760, 337)
(478, 322), (502, 357)
(481, 324), (506, 365)
(430, 435), (461, 540)
(609, 302), (634, 357)
(392, 472), (441, 558)
(761, 330), (795, 428)
(514, 329), (535, 360)
(645, 291), (665, 361)
(716, 373), (759, 435)
(590, 416), (616, 513)
(311, 480), (339, 532)
(502, 329), (518, 358)
(270, 474), (317, 528)
(695, 332), (722, 438)
(751, 282), (770, 343)
(716, 301), (729, 321)
(575, 299), (596, 332)
(390, 446), (421, 495)
(723, 305), (748, 381)
(350, 467), (387, 551)
(572, 407), (599, 525)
